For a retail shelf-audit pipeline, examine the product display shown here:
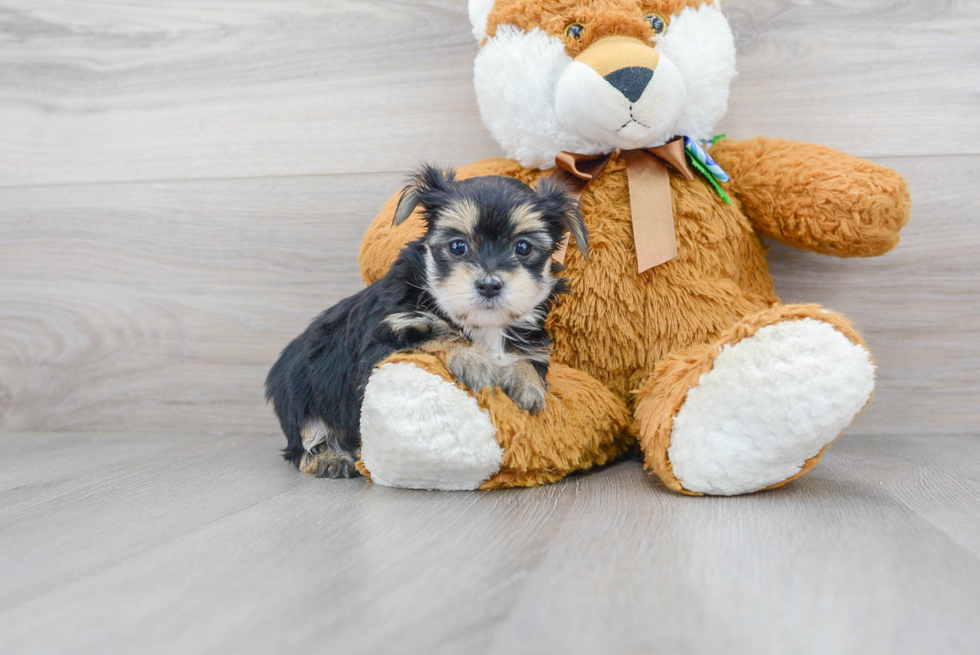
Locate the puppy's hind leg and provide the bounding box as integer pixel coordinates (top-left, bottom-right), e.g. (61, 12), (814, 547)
(298, 419), (360, 479)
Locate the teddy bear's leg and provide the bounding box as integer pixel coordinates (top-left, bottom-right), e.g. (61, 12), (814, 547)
(635, 304), (876, 496)
(358, 352), (633, 491)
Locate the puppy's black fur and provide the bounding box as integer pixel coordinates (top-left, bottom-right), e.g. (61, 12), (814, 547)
(265, 166), (587, 478)
(265, 243), (438, 475)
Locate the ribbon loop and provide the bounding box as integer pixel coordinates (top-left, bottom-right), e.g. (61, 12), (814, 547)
(554, 136), (698, 272)
(555, 151), (612, 181)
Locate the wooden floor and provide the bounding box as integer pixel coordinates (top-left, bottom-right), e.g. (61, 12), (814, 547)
(1, 1), (979, 653)
(1, 433), (979, 654)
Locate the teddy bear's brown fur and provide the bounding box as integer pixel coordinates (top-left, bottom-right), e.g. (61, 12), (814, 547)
(350, 0), (911, 493)
(484, 0), (706, 53)
(358, 136), (909, 490)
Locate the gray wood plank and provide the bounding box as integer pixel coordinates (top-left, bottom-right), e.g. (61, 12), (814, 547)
(833, 435), (980, 559)
(0, 432), (978, 655)
(0, 0), (977, 187)
(0, 173), (399, 435)
(2, 156), (976, 437)
(0, 432), (304, 611)
(720, 1), (980, 158)
(0, 431), (228, 515)
(0, 0), (496, 186)
(483, 439), (980, 655)
(0, 431), (570, 655)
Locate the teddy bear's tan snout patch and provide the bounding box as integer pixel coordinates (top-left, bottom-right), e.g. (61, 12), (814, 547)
(574, 36), (661, 103)
(575, 36), (659, 78)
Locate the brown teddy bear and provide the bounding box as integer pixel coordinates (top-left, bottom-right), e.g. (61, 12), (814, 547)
(349, 0), (910, 494)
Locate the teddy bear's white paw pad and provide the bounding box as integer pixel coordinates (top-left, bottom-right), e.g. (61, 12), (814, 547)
(668, 319), (875, 496)
(360, 362), (503, 490)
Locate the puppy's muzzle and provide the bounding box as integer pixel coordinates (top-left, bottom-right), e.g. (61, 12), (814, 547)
(575, 36), (661, 103)
(475, 275), (504, 299)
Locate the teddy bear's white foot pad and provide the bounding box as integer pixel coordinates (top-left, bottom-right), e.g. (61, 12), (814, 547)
(360, 362), (503, 490)
(668, 318), (876, 496)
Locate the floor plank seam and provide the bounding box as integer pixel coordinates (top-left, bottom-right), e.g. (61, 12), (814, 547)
(0, 168), (453, 191)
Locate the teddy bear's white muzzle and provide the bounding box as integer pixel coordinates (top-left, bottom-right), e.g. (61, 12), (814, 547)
(555, 44), (687, 150)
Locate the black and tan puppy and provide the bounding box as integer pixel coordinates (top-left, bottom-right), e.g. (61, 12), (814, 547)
(265, 166), (588, 478)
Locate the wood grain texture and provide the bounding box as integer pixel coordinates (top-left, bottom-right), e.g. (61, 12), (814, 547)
(0, 432), (978, 655)
(1, 0), (977, 434)
(0, 0), (977, 187)
(2, 156), (977, 436)
(0, 173), (397, 434)
(1, 2), (978, 653)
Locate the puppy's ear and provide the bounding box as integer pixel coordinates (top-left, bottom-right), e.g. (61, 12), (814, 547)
(562, 202), (589, 261)
(392, 186), (421, 226)
(393, 165), (458, 226)
(536, 176), (589, 260)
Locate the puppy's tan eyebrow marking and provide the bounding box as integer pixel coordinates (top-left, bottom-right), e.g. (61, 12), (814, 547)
(510, 203), (547, 234)
(436, 198), (480, 235)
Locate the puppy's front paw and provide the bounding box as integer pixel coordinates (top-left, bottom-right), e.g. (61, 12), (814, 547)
(447, 348), (498, 393)
(497, 361), (547, 415)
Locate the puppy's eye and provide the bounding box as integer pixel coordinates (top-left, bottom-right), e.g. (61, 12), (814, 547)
(564, 22), (585, 40)
(514, 240), (533, 258)
(447, 240), (468, 257)
(644, 14), (667, 35)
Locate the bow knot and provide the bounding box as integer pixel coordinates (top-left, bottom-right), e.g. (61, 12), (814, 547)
(553, 136), (729, 273)
(555, 138), (696, 184)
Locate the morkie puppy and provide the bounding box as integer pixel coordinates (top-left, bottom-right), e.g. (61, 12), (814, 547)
(265, 165), (588, 478)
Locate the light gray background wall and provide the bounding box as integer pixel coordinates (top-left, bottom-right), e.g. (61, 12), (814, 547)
(1, 0), (977, 439)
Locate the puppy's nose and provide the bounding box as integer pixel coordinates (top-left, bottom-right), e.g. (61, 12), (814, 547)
(475, 276), (504, 299)
(604, 67), (653, 103)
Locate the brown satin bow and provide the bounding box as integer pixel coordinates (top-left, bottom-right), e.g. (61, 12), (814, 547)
(553, 136), (695, 273)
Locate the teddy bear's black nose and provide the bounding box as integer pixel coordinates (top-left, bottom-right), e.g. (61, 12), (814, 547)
(604, 66), (653, 103)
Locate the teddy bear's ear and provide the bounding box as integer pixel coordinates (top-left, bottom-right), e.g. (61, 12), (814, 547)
(468, 0), (496, 41)
(393, 165), (457, 226)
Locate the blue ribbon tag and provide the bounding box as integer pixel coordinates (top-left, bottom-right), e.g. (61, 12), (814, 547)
(683, 135), (732, 205)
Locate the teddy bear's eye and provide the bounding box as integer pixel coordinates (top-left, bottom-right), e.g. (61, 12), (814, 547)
(564, 22), (585, 40)
(644, 14), (667, 35)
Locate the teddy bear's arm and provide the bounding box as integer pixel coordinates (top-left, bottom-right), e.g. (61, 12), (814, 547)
(710, 137), (911, 257)
(358, 158), (539, 284)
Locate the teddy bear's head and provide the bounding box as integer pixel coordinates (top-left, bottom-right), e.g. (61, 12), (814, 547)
(469, 0), (736, 169)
